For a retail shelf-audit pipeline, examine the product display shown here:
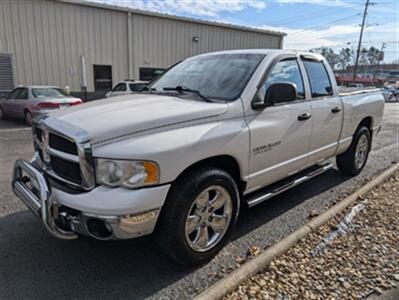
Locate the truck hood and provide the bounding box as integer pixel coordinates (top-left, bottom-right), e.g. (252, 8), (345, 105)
(50, 93), (228, 143)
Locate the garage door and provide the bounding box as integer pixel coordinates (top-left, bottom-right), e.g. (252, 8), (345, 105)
(0, 54), (14, 91)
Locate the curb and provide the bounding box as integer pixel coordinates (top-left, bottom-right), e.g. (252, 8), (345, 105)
(194, 162), (399, 300)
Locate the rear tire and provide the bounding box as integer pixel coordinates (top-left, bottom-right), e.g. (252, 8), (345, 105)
(24, 110), (33, 126)
(0, 107), (5, 120)
(155, 167), (240, 266)
(336, 126), (371, 176)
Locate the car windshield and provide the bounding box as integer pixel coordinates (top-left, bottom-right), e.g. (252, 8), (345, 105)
(149, 53), (265, 101)
(32, 88), (69, 98)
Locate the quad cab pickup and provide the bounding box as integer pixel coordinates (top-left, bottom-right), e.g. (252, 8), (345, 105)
(12, 50), (384, 265)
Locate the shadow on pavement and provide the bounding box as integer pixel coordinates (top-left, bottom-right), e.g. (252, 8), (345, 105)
(0, 169), (349, 299)
(0, 118), (29, 130)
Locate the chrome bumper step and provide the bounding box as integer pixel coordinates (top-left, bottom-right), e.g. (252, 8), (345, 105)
(246, 163), (333, 207)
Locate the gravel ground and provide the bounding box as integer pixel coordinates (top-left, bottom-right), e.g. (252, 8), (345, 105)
(226, 170), (399, 300)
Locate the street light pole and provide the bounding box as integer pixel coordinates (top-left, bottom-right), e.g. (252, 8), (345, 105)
(352, 0), (371, 82)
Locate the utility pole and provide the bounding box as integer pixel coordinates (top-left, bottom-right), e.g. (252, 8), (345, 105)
(352, 0), (372, 82)
(373, 42), (386, 84)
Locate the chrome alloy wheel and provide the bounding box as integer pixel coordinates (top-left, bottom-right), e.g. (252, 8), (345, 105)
(185, 185), (233, 252)
(355, 134), (368, 170)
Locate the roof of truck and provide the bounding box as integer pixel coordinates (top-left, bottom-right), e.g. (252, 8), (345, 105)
(193, 49), (324, 60)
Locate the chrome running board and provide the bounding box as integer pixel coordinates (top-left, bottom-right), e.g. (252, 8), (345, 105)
(246, 163), (333, 207)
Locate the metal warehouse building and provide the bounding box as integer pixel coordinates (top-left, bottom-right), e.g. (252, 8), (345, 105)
(0, 0), (285, 96)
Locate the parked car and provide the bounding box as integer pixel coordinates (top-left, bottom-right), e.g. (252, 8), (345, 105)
(381, 87), (394, 101)
(389, 88), (399, 101)
(348, 83), (364, 88)
(0, 86), (82, 125)
(105, 80), (148, 98)
(12, 50), (384, 265)
(0, 90), (10, 99)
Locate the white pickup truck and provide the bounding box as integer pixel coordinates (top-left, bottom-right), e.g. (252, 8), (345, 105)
(12, 50), (384, 265)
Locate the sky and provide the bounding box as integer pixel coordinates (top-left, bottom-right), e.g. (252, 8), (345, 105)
(92, 0), (398, 63)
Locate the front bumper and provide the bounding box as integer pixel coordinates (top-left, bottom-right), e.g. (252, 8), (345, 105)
(12, 159), (170, 240)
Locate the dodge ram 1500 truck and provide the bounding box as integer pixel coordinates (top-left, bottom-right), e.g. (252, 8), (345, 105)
(12, 49), (384, 265)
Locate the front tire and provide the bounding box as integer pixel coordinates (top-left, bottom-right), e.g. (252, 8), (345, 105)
(336, 126), (371, 176)
(155, 167), (240, 266)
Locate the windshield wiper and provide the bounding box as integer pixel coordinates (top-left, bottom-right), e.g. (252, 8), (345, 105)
(163, 86), (212, 102)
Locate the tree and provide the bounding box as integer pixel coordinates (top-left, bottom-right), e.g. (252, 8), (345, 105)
(367, 46), (382, 66)
(308, 46), (384, 71)
(337, 47), (355, 70)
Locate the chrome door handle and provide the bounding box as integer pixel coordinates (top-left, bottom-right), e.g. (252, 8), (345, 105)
(298, 112), (311, 121)
(331, 107), (342, 113)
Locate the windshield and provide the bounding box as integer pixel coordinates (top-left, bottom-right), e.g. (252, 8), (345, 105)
(149, 53), (265, 101)
(32, 88), (69, 98)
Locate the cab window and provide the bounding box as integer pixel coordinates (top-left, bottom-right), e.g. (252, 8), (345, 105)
(129, 83), (147, 92)
(112, 83), (127, 92)
(302, 60), (333, 98)
(7, 89), (19, 99)
(261, 59), (305, 101)
(15, 88), (28, 100)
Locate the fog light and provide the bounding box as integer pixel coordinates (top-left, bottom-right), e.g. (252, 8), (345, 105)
(86, 218), (112, 239)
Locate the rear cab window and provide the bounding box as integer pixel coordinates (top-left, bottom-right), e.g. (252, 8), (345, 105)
(302, 59), (333, 98)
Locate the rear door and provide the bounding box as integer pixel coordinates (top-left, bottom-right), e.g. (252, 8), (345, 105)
(2, 88), (20, 116)
(247, 57), (313, 190)
(301, 56), (343, 162)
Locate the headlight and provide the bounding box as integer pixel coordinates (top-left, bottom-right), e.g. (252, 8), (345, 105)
(96, 159), (159, 188)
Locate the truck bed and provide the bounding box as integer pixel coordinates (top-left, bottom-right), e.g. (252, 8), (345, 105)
(339, 87), (382, 97)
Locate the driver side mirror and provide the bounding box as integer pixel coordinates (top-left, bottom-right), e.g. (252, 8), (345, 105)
(252, 82), (297, 109)
(265, 82), (297, 105)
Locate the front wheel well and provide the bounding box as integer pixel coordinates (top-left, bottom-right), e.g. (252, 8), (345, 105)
(174, 155), (246, 194)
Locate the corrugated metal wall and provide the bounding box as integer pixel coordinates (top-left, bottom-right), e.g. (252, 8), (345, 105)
(130, 14), (282, 79)
(0, 0), (283, 92)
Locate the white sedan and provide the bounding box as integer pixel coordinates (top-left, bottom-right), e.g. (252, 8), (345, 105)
(0, 86), (82, 125)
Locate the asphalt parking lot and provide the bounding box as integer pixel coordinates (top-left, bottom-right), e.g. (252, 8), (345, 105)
(0, 103), (398, 300)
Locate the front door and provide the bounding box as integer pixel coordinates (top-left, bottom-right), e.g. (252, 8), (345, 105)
(301, 58), (343, 162)
(247, 58), (313, 191)
(13, 87), (29, 118)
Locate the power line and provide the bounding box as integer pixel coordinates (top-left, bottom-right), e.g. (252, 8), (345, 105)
(283, 14), (361, 42)
(268, 7), (347, 27)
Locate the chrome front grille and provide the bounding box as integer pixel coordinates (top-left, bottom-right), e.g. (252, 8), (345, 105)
(32, 117), (95, 190)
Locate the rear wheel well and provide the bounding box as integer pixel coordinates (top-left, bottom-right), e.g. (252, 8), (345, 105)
(175, 155), (246, 195)
(357, 116), (373, 143)
(358, 117), (372, 131)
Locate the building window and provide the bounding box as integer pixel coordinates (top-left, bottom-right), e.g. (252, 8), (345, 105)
(139, 68), (165, 81)
(93, 65), (112, 91)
